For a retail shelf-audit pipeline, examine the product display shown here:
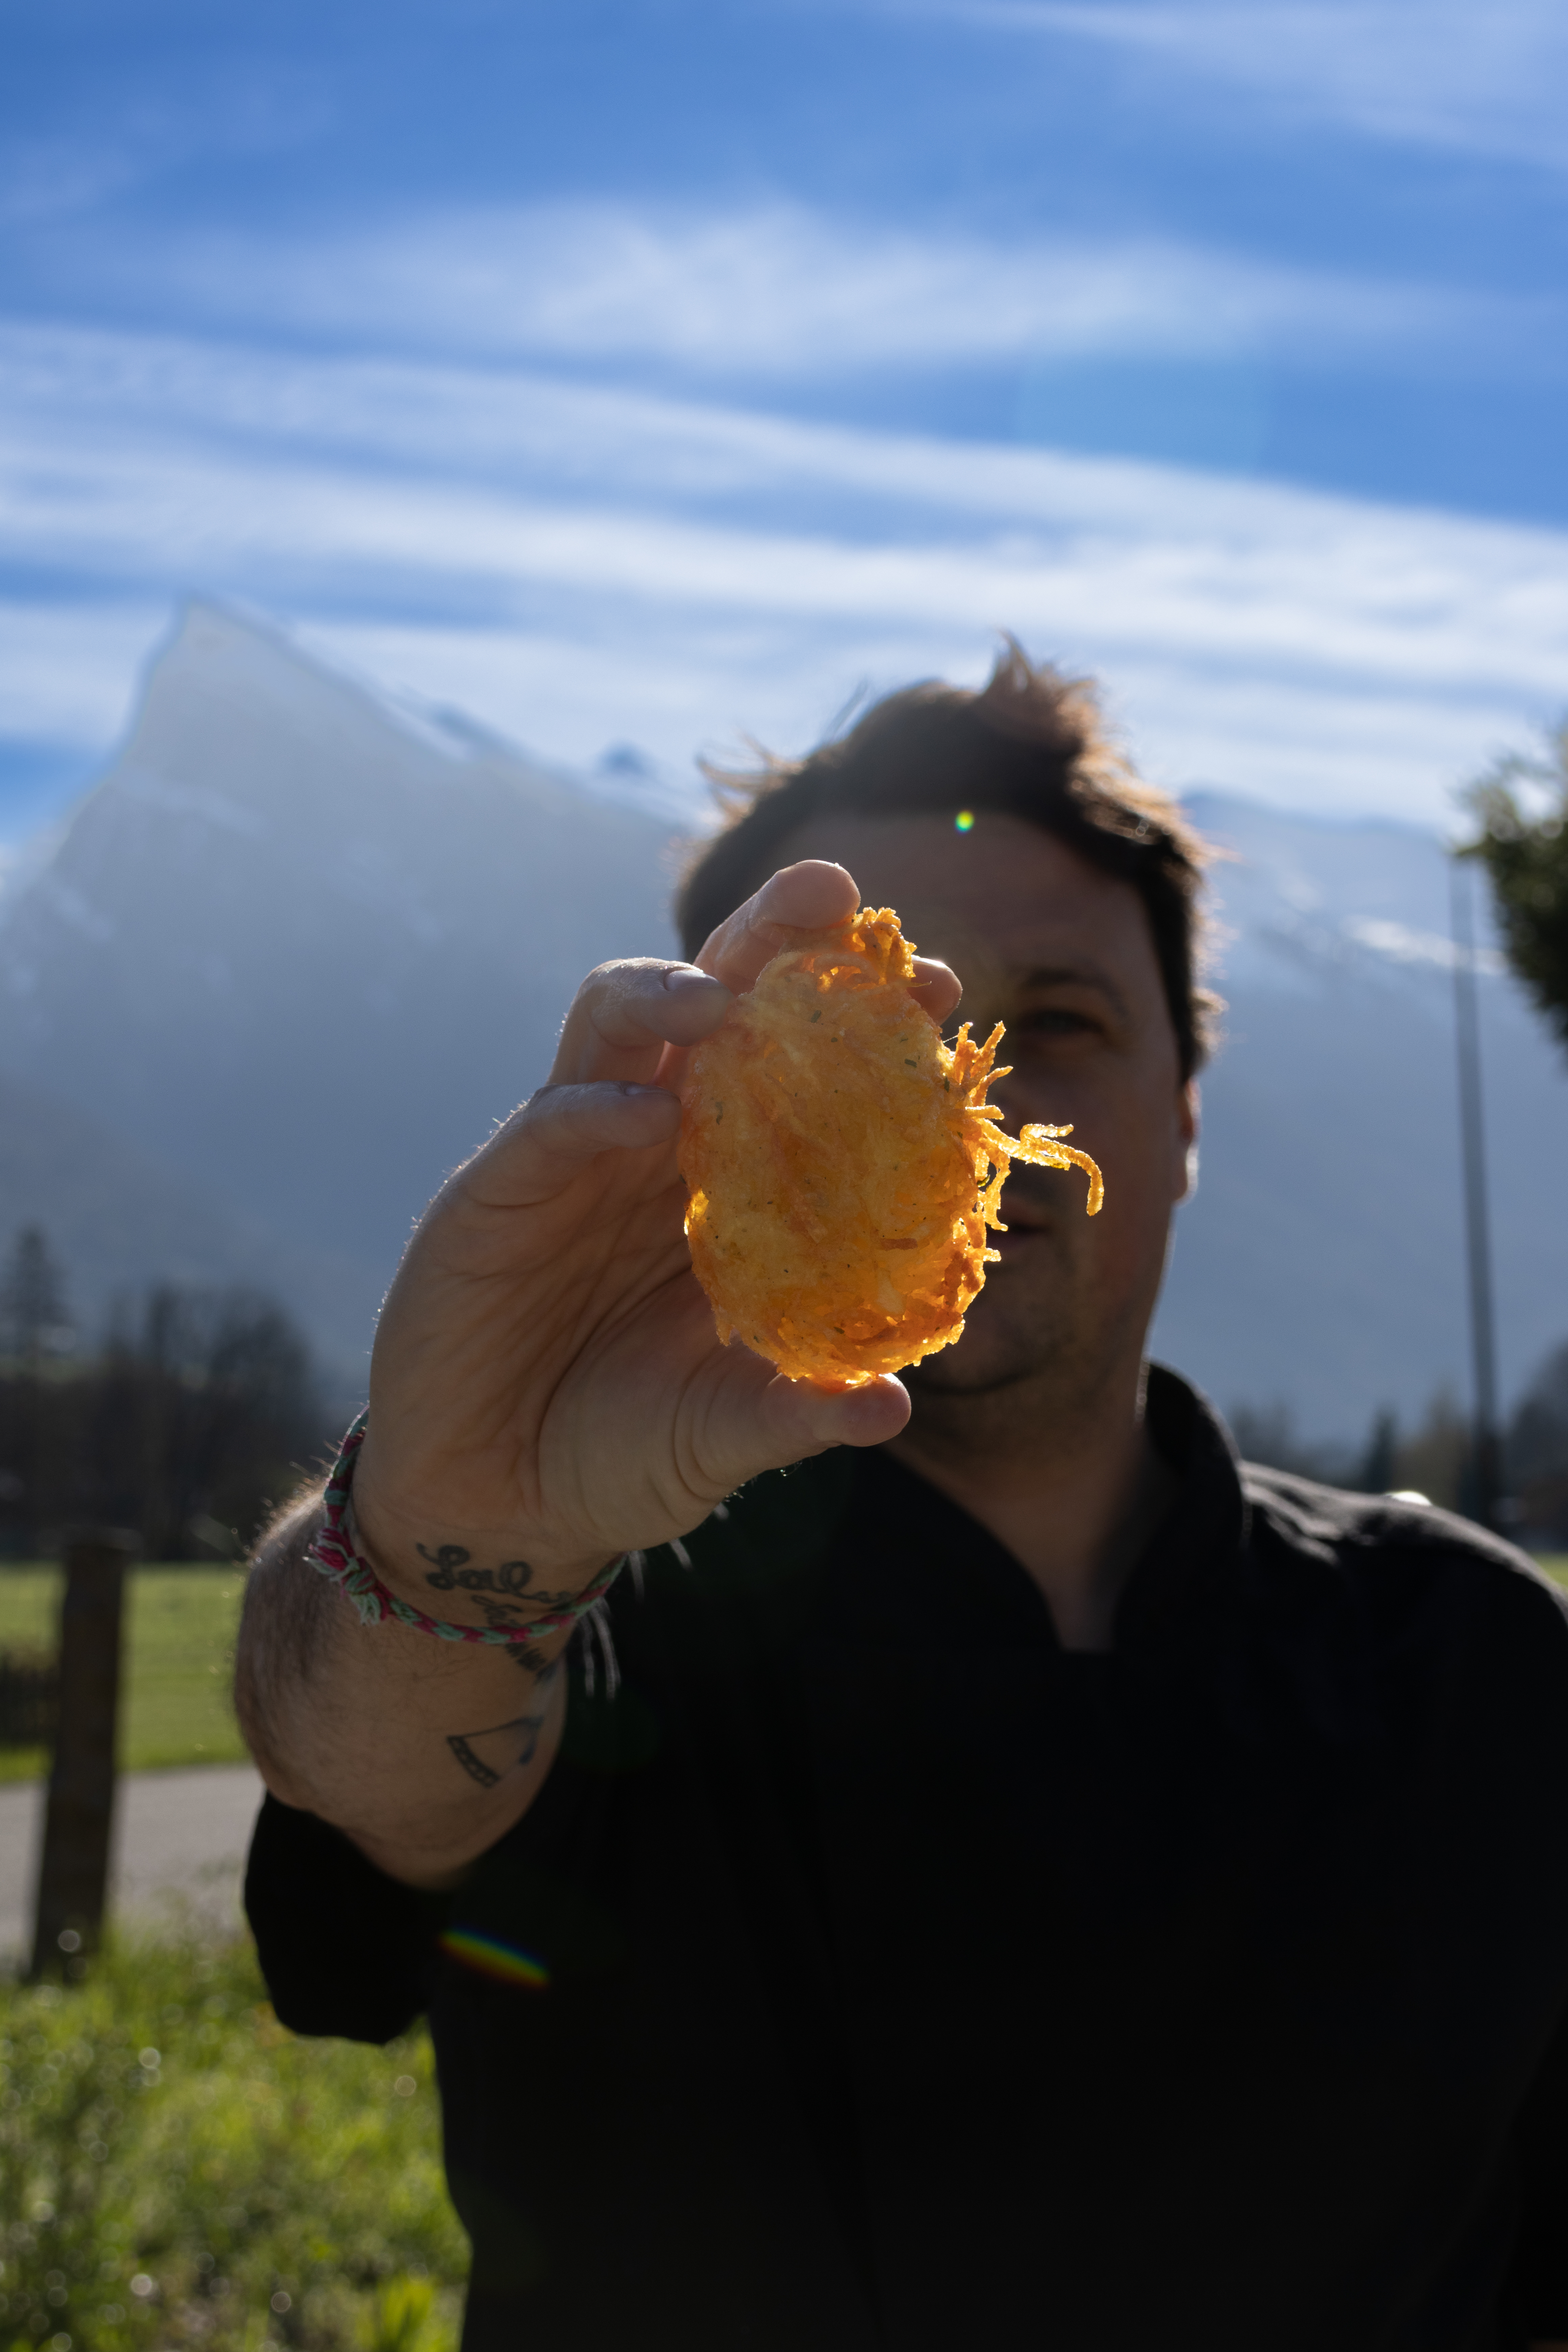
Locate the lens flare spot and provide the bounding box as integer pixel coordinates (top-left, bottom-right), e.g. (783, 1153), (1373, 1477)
(954, 809), (975, 832)
(439, 1929), (550, 1990)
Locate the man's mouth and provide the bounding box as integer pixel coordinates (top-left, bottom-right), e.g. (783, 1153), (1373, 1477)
(987, 1180), (1063, 1256)
(991, 1212), (1050, 1256)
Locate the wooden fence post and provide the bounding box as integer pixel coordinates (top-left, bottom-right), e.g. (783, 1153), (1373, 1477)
(29, 1526), (140, 1978)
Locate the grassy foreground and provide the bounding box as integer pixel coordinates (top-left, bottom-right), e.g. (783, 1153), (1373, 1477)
(0, 1569), (246, 1784)
(0, 1929), (467, 2352)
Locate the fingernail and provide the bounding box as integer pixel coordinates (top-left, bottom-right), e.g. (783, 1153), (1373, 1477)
(663, 966), (723, 995)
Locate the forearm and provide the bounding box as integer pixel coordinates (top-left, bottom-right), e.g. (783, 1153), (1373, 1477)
(231, 866), (920, 1885)
(234, 1487), (576, 1888)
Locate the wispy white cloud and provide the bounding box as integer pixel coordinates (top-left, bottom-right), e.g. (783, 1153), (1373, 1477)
(0, 597), (167, 743)
(6, 313), (1566, 573)
(4, 403), (1565, 702)
(0, 317), (1563, 826)
(6, 323), (1567, 681)
(941, 1), (1568, 170)
(299, 619), (1541, 831)
(1103, 659), (1538, 827)
(85, 197), (1541, 377)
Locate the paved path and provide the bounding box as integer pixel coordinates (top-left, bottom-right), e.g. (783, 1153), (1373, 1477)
(0, 1762), (265, 1966)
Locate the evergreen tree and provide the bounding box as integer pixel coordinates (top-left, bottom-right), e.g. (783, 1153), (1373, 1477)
(88, 1285), (321, 1557)
(1357, 1407), (1399, 1496)
(1509, 1340), (1568, 1545)
(1463, 722), (1568, 1054)
(0, 1228), (74, 1549)
(0, 1263), (322, 1559)
(0, 1225), (70, 1370)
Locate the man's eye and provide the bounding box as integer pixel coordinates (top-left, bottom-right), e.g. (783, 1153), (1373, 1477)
(1017, 1008), (1095, 1038)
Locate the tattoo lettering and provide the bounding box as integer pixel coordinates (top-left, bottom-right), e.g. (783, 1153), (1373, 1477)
(474, 1600), (556, 1676)
(416, 1543), (590, 1677)
(418, 1544), (534, 1598)
(475, 1598), (523, 1627)
(417, 1543), (587, 1620)
(417, 1543), (470, 1583)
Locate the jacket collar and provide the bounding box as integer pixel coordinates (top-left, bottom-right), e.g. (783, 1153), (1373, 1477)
(1113, 1364), (1251, 1651)
(836, 1363), (1251, 1657)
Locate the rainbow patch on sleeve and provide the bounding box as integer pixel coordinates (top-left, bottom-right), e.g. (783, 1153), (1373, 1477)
(439, 1928), (550, 1990)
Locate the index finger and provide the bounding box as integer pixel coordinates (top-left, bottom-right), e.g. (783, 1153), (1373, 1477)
(692, 860), (962, 1025)
(692, 861), (861, 990)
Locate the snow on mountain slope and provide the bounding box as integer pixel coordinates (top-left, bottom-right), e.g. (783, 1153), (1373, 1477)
(0, 603), (1562, 1435)
(1151, 794), (1568, 1436)
(0, 602), (680, 1373)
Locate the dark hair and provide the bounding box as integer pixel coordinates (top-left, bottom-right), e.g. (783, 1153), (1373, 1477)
(676, 641), (1221, 1078)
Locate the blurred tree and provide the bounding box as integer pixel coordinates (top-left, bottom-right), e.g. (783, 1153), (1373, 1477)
(85, 1285), (322, 1558)
(1225, 1402), (1357, 1487)
(1146, 1388), (1530, 1525)
(0, 1266), (324, 1559)
(1462, 720), (1568, 1053)
(1357, 1407), (1399, 1496)
(0, 1224), (72, 1372)
(1391, 1389), (1471, 1514)
(0, 1226), (75, 1552)
(1508, 1340), (1568, 1547)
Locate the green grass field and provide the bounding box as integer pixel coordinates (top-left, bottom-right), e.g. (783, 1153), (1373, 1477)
(0, 1928), (467, 2351)
(0, 1583), (472, 2346)
(0, 1567), (247, 1784)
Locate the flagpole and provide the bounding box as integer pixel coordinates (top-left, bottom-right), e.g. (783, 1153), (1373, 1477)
(1449, 855), (1502, 1529)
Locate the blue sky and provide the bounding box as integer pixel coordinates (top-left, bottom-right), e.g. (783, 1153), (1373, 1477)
(2, 0), (1567, 843)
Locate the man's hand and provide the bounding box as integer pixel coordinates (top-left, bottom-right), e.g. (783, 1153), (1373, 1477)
(351, 860), (961, 1614)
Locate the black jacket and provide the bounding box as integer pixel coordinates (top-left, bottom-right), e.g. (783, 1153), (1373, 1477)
(247, 1369), (1568, 2350)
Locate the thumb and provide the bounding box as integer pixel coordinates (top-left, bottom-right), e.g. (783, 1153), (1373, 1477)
(758, 1371), (912, 1456)
(684, 1357), (911, 1501)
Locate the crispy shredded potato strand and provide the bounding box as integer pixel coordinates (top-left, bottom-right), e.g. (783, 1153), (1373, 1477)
(679, 904), (1104, 1386)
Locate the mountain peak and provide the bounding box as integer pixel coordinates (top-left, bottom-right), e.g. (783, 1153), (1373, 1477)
(0, 608), (1563, 1433)
(121, 598), (581, 814)
(0, 602), (683, 1370)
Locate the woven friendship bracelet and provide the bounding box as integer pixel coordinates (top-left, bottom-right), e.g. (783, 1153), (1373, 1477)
(306, 1412), (627, 1650)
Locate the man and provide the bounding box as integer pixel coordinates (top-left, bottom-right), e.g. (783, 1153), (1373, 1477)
(239, 649), (1568, 2351)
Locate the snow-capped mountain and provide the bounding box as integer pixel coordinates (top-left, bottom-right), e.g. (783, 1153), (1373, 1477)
(1152, 794), (1568, 1435)
(0, 599), (1564, 1438)
(0, 602), (681, 1375)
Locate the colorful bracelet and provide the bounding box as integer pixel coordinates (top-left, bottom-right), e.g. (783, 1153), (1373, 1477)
(305, 1413), (628, 1658)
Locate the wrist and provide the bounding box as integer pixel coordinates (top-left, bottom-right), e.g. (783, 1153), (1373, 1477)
(350, 1485), (617, 1631)
(308, 1415), (625, 1670)
(351, 1425), (618, 1623)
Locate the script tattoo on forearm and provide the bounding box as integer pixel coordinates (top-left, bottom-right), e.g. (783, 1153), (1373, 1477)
(418, 1543), (532, 1597)
(416, 1543), (586, 1610)
(415, 1543), (584, 1678)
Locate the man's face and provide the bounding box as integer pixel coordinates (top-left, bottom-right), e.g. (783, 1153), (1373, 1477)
(773, 811), (1197, 1408)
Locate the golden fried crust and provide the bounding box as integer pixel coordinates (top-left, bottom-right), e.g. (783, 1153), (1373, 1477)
(679, 905), (1104, 1387)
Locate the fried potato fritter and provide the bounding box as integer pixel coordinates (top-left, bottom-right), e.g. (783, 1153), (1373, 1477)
(679, 905), (1104, 1386)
